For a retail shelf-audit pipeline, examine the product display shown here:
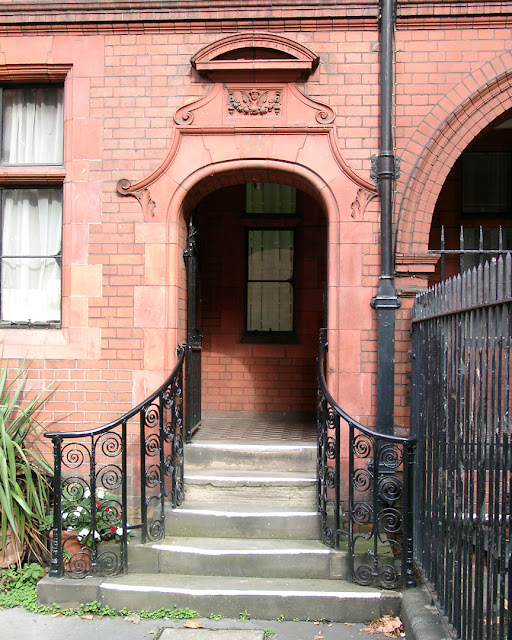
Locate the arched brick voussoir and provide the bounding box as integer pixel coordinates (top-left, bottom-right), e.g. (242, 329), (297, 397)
(396, 51), (512, 258)
(166, 158), (340, 225)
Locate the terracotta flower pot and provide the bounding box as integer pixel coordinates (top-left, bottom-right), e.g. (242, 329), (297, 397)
(0, 526), (25, 569)
(50, 530), (92, 575)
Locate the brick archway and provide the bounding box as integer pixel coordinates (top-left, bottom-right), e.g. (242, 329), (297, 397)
(396, 50), (512, 260)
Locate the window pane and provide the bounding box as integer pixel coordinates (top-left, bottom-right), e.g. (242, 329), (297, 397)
(461, 152), (512, 214)
(247, 229), (294, 332)
(1, 188), (62, 323)
(247, 282), (293, 332)
(248, 229), (293, 281)
(2, 86), (64, 164)
(246, 183), (296, 214)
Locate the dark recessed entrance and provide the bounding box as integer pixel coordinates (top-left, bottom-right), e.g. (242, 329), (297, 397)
(186, 181), (327, 441)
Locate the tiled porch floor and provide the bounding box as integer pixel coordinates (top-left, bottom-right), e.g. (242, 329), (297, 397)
(194, 415), (316, 442)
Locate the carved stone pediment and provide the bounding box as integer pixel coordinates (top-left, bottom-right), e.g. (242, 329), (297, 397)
(173, 82), (335, 130)
(191, 32), (319, 82)
(117, 33), (376, 219)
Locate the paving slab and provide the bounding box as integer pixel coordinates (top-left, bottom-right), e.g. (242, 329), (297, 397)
(0, 608), (397, 640)
(157, 630), (263, 640)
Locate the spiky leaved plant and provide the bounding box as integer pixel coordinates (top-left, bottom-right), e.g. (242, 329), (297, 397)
(0, 361), (53, 566)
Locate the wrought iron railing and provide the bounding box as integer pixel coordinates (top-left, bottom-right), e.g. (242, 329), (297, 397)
(431, 224), (512, 282)
(45, 346), (185, 579)
(317, 328), (416, 589)
(411, 255), (511, 640)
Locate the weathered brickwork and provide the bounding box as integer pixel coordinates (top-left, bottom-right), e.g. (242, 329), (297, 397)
(0, 1), (510, 454)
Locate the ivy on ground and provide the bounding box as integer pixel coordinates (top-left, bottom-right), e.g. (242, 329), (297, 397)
(0, 563), (199, 620)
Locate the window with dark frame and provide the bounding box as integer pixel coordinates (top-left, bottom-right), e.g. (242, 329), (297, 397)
(244, 183), (297, 341)
(461, 151), (512, 215)
(0, 85), (64, 326)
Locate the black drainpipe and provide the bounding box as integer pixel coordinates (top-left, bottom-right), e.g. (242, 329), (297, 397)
(370, 0), (401, 435)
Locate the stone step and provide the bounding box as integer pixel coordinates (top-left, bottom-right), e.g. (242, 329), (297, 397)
(183, 471), (317, 506)
(184, 442), (317, 473)
(164, 504), (321, 539)
(38, 573), (401, 623)
(128, 536), (347, 580)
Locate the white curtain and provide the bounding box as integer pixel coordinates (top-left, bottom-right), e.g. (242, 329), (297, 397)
(2, 188), (62, 323)
(1, 86), (63, 322)
(2, 86), (64, 164)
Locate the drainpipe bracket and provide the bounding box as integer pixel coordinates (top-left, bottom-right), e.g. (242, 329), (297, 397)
(370, 154), (401, 183)
(371, 276), (401, 309)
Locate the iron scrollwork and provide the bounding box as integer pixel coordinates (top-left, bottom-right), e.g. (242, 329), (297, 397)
(317, 330), (416, 589)
(45, 346), (187, 579)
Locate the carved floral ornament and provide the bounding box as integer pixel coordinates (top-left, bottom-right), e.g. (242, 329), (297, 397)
(227, 88), (282, 116)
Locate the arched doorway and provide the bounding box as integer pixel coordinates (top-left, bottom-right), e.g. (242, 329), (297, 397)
(117, 33), (378, 436)
(428, 109), (512, 283)
(185, 180), (327, 441)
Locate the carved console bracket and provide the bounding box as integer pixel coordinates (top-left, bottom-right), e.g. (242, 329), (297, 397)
(351, 188), (378, 219)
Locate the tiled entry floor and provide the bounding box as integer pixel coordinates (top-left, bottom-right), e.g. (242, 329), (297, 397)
(194, 415), (316, 442)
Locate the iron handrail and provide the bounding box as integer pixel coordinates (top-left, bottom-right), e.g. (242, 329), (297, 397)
(317, 332), (413, 446)
(316, 328), (416, 589)
(46, 345), (186, 579)
(44, 345), (186, 442)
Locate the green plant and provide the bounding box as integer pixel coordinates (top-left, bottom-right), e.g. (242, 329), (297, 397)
(264, 630), (276, 639)
(0, 361), (54, 565)
(0, 562), (45, 610)
(276, 614), (285, 622)
(209, 613), (224, 620)
(239, 609), (251, 621)
(58, 484), (130, 546)
(0, 565), (201, 619)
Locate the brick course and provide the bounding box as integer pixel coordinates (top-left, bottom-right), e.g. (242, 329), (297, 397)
(0, 1), (510, 455)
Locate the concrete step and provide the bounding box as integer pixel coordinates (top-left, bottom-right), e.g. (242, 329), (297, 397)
(165, 504), (321, 539)
(128, 536), (347, 579)
(185, 442), (317, 473)
(183, 471), (317, 506)
(38, 573), (401, 622)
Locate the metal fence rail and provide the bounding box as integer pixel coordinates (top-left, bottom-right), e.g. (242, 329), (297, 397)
(317, 329), (416, 589)
(411, 254), (512, 640)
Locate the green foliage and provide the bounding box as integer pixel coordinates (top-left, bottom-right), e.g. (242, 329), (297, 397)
(276, 614), (285, 622)
(0, 562), (44, 611)
(209, 613), (224, 620)
(239, 609), (251, 621)
(136, 606), (199, 619)
(0, 361), (54, 562)
(264, 629), (276, 639)
(0, 565), (199, 621)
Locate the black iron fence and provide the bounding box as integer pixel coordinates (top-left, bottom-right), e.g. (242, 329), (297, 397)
(411, 254), (512, 640)
(432, 224), (512, 282)
(317, 329), (416, 589)
(45, 346), (185, 579)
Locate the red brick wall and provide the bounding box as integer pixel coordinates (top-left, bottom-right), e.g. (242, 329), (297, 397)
(0, 4), (511, 447)
(198, 185), (326, 416)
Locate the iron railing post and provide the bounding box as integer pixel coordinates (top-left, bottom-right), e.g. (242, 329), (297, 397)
(49, 435), (63, 578)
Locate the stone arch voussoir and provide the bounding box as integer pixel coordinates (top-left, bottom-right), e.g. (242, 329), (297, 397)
(168, 159), (339, 225)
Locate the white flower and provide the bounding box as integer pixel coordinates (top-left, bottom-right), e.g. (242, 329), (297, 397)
(116, 527), (123, 536)
(96, 489), (105, 499)
(77, 528), (89, 541)
(84, 489), (91, 499)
